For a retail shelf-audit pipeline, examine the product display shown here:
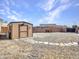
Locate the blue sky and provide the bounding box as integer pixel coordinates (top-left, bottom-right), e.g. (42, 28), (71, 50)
(0, 0), (79, 26)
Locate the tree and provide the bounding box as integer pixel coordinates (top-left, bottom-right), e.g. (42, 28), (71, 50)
(0, 18), (8, 24)
(0, 18), (3, 23)
(4, 20), (7, 23)
(72, 25), (77, 29)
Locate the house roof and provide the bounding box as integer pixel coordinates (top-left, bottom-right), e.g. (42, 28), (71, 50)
(8, 21), (33, 25)
(34, 24), (67, 28)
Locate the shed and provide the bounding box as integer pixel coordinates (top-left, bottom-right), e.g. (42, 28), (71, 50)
(8, 21), (33, 39)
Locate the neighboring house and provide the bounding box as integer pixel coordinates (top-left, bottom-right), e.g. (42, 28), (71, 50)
(0, 22), (8, 39)
(0, 23), (8, 33)
(33, 24), (67, 33)
(0, 18), (8, 33)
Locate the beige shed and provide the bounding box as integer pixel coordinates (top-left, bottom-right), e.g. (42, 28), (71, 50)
(8, 21), (33, 39)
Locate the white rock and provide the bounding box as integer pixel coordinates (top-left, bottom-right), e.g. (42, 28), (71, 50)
(55, 43), (59, 46)
(67, 43), (72, 46)
(49, 43), (53, 45)
(35, 41), (38, 43)
(72, 42), (78, 46)
(38, 41), (43, 44)
(43, 42), (49, 44)
(59, 43), (65, 46)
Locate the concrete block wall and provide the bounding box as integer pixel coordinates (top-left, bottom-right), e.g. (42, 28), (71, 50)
(33, 25), (67, 33)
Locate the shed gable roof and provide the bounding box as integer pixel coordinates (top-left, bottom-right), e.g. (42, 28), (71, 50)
(8, 21), (33, 25)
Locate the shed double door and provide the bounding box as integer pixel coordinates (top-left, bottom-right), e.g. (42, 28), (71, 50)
(19, 25), (28, 38)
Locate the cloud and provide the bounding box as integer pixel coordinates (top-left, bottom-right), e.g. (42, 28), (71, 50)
(0, 1), (11, 15)
(0, 10), (5, 14)
(38, 0), (72, 24)
(60, 0), (70, 4)
(0, 0), (29, 15)
(38, 19), (43, 23)
(7, 10), (31, 22)
(8, 15), (17, 21)
(4, 0), (10, 6)
(11, 10), (21, 17)
(4, 5), (11, 15)
(40, 0), (71, 11)
(41, 0), (56, 11)
(7, 15), (30, 22)
(0, 0), (31, 22)
(9, 0), (16, 6)
(75, 3), (79, 6)
(11, 0), (29, 9)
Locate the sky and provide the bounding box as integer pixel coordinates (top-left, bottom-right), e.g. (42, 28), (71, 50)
(0, 0), (79, 26)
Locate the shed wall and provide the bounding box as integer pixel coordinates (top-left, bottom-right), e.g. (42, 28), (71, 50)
(12, 23), (19, 39)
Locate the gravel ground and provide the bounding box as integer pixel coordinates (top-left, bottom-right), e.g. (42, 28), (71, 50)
(0, 40), (32, 59)
(33, 32), (79, 43)
(31, 43), (79, 59)
(0, 32), (79, 59)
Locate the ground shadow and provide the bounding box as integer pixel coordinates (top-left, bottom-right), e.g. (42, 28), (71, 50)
(0, 35), (11, 40)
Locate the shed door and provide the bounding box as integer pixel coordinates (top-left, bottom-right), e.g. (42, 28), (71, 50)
(19, 25), (28, 38)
